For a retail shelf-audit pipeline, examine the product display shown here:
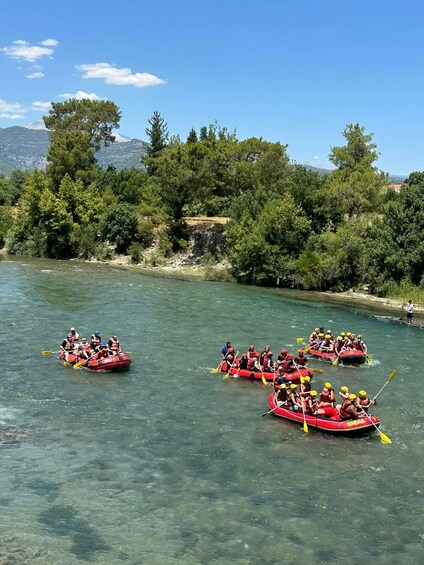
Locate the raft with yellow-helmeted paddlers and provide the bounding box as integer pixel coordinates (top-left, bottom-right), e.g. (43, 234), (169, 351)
(266, 392), (382, 436)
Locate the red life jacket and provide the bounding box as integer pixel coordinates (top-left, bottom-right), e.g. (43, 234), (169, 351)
(340, 400), (353, 418)
(247, 358), (257, 370)
(282, 359), (293, 372)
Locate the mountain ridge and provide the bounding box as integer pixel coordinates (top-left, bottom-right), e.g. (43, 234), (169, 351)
(0, 125), (406, 182)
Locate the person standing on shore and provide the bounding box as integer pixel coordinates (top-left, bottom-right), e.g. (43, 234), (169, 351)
(406, 300), (414, 325)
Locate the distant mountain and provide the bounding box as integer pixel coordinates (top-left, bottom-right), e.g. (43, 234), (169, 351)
(0, 125), (406, 183)
(302, 163), (405, 184)
(0, 125), (147, 176)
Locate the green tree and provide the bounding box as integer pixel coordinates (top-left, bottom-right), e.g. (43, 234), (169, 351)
(227, 193), (311, 284)
(44, 98), (121, 150)
(0, 207), (14, 246)
(319, 123), (387, 223)
(0, 174), (18, 206)
(329, 123), (379, 171)
(143, 111), (169, 175)
(186, 128), (198, 144)
(44, 98), (121, 189)
(46, 131), (96, 189)
(99, 203), (139, 253)
(364, 174), (424, 292)
(38, 189), (74, 258)
(295, 222), (365, 291)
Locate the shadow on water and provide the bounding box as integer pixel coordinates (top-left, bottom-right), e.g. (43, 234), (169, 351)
(27, 478), (62, 502)
(38, 505), (110, 560)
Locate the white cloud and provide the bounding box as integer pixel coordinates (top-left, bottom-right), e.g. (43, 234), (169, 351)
(76, 62), (165, 88)
(0, 98), (26, 118)
(312, 156), (320, 160)
(1, 38), (59, 62)
(31, 101), (52, 111)
(0, 113), (25, 119)
(41, 39), (59, 47)
(58, 90), (102, 101)
(26, 71), (45, 79)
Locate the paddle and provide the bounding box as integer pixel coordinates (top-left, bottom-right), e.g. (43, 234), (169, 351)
(296, 337), (305, 344)
(309, 367), (324, 375)
(41, 350), (59, 355)
(301, 403), (308, 433)
(365, 353), (372, 364)
(73, 359), (87, 370)
(332, 356), (339, 366)
(358, 408), (392, 444)
(259, 358), (268, 385)
(224, 351), (239, 379)
(372, 370), (397, 402)
(302, 345), (312, 354)
(210, 360), (223, 374)
(261, 394), (284, 417)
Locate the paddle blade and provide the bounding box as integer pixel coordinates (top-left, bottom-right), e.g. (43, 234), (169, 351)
(63, 361), (71, 366)
(379, 431), (392, 445)
(41, 351), (53, 355)
(297, 337), (304, 343)
(388, 370), (397, 382)
(303, 421), (308, 433)
(333, 357), (339, 366)
(261, 374), (267, 386)
(210, 368), (220, 374)
(73, 361), (84, 370)
(311, 368), (324, 375)
(303, 346), (311, 354)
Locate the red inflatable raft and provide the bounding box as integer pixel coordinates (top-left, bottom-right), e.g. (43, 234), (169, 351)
(221, 360), (312, 384)
(59, 351), (131, 371)
(308, 348), (366, 365)
(267, 393), (379, 435)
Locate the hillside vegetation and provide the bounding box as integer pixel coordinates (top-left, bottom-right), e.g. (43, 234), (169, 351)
(0, 99), (423, 300)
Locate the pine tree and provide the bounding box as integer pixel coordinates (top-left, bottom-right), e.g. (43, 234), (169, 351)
(143, 111), (169, 175)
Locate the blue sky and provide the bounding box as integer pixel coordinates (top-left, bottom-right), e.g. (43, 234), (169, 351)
(1, 0), (423, 175)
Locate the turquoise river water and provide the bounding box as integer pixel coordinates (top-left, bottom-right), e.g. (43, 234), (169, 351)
(0, 256), (423, 564)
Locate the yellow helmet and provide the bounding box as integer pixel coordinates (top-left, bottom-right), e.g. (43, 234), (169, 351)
(290, 383), (297, 389)
(310, 390), (317, 397)
(341, 332), (346, 337)
(319, 333), (324, 337)
(280, 384), (286, 389)
(327, 330), (332, 334)
(314, 327), (320, 332)
(359, 390), (367, 397)
(347, 332), (352, 337)
(337, 336), (343, 341)
(303, 375), (311, 382)
(340, 386), (349, 393)
(325, 334), (331, 340)
(348, 393), (357, 401)
(325, 382), (332, 389)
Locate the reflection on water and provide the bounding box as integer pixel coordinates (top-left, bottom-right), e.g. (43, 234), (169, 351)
(0, 256), (422, 563)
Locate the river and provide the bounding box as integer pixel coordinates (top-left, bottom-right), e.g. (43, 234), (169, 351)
(0, 256), (422, 564)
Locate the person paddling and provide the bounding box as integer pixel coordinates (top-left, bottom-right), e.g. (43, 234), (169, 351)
(295, 349), (308, 367)
(221, 341), (232, 360)
(339, 393), (361, 419)
(67, 327), (79, 343)
(305, 390), (319, 415)
(355, 390), (375, 413)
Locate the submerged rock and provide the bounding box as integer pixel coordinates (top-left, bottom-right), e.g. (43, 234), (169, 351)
(0, 424), (26, 448)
